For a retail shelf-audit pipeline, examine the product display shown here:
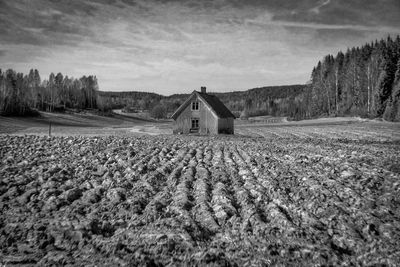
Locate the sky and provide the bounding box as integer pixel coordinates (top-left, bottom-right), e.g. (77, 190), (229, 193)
(0, 0), (400, 94)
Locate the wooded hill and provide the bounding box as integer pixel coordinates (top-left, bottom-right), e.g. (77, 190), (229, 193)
(98, 84), (306, 118)
(98, 91), (163, 111)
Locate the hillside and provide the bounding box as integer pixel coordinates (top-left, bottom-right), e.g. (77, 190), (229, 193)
(98, 91), (163, 110)
(0, 110), (157, 135)
(98, 84), (307, 118)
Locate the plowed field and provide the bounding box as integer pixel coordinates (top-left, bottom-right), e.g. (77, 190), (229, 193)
(1, 121), (399, 266)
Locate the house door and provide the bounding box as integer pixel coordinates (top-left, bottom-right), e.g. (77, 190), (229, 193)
(191, 118), (199, 132)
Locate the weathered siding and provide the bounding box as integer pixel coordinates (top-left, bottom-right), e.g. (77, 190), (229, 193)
(173, 93), (234, 135)
(173, 103), (192, 134)
(173, 95), (219, 134)
(217, 117), (234, 134)
(199, 100), (218, 134)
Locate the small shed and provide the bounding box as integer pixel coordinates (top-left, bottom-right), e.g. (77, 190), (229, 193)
(171, 87), (235, 134)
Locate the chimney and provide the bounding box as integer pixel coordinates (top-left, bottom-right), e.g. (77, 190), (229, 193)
(201, 86), (206, 94)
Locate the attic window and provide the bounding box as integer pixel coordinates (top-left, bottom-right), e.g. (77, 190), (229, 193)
(192, 101), (199, 110)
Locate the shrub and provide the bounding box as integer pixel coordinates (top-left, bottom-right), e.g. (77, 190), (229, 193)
(150, 104), (167, 119)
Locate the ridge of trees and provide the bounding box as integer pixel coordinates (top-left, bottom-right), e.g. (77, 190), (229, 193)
(303, 35), (400, 121)
(0, 69), (99, 115)
(98, 91), (163, 111)
(99, 84), (307, 118)
(215, 85), (306, 118)
(0, 68), (310, 119)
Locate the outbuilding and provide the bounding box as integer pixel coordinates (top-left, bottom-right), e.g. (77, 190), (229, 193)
(171, 87), (235, 134)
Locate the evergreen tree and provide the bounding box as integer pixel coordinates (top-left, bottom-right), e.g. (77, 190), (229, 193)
(306, 35), (400, 121)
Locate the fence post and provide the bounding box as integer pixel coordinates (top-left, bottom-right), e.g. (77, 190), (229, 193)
(49, 122), (52, 136)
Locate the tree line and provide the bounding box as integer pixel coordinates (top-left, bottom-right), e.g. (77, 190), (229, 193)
(99, 85), (306, 119)
(0, 67), (306, 118)
(303, 35), (400, 121)
(220, 85), (306, 118)
(98, 91), (163, 111)
(0, 69), (99, 115)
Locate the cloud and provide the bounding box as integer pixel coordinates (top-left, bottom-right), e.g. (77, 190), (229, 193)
(249, 18), (400, 33)
(0, 1), (93, 46)
(0, 0), (399, 93)
(267, 0), (400, 28)
(310, 0), (331, 14)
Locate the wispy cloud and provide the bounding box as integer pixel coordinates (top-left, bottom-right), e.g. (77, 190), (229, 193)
(248, 17), (400, 33)
(310, 0), (331, 14)
(0, 0), (399, 93)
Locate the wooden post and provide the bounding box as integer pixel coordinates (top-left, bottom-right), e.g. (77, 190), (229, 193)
(367, 64), (370, 115)
(49, 122), (52, 136)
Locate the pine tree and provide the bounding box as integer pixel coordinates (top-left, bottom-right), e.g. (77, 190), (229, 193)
(307, 35), (400, 120)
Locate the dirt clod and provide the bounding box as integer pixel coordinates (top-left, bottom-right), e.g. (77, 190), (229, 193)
(0, 126), (399, 265)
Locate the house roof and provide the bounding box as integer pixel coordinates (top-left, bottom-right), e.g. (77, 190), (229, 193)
(171, 91), (236, 120)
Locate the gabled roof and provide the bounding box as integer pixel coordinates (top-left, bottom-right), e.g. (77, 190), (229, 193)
(171, 91), (235, 120)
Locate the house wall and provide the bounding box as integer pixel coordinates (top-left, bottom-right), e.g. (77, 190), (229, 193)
(199, 101), (218, 134)
(173, 104), (192, 134)
(173, 95), (219, 134)
(173, 94), (234, 135)
(217, 117), (234, 134)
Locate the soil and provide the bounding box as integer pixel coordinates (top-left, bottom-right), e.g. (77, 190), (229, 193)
(0, 118), (399, 266)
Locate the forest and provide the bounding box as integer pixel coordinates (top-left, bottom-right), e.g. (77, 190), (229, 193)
(98, 91), (163, 112)
(0, 69), (99, 115)
(217, 84), (306, 118)
(303, 35), (400, 121)
(1, 36), (399, 121)
(98, 84), (306, 119)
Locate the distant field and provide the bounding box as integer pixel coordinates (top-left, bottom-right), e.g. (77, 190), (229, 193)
(2, 112), (398, 141)
(113, 109), (159, 122)
(0, 115), (399, 265)
(236, 118), (400, 142)
(0, 111), (164, 136)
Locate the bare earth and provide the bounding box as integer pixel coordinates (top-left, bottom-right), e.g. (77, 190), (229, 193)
(0, 114), (399, 266)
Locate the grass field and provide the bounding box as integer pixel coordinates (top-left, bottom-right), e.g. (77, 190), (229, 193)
(0, 111), (168, 136)
(1, 114), (399, 265)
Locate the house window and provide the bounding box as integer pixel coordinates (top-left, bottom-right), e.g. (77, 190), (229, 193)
(192, 101), (199, 110)
(191, 118), (199, 129)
